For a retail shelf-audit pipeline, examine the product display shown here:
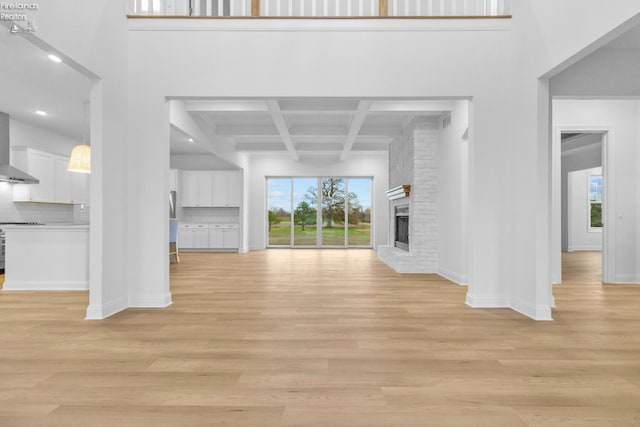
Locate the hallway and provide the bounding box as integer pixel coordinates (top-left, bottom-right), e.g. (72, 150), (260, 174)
(0, 250), (638, 425)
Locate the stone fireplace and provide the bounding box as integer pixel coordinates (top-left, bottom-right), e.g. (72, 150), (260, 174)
(377, 118), (439, 273)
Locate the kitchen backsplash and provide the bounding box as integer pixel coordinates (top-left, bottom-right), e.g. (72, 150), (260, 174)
(0, 183), (73, 223)
(182, 207), (239, 224)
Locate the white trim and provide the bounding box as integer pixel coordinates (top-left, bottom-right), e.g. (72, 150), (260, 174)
(437, 266), (467, 286)
(510, 296), (553, 321)
(85, 297), (128, 320)
(128, 293), (173, 308)
(612, 275), (640, 284)
(1, 281), (89, 291)
(465, 292), (509, 308)
(568, 246), (603, 252)
(127, 17), (512, 32)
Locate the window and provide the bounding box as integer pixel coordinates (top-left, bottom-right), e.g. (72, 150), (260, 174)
(588, 174), (602, 230)
(266, 177), (372, 248)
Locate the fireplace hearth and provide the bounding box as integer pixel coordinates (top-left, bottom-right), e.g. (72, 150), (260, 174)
(395, 205), (409, 251)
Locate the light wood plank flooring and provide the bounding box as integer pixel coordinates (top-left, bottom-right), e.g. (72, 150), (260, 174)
(1, 250), (639, 426)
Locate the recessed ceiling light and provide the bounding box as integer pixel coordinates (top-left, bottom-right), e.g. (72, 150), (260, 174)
(35, 110), (47, 116)
(48, 54), (62, 63)
(187, 138), (194, 143)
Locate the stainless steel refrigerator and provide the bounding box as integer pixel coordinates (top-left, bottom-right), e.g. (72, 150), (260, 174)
(169, 191), (177, 219)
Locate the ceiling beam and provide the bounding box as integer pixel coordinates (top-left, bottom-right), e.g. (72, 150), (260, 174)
(266, 100), (299, 161)
(341, 101), (372, 161)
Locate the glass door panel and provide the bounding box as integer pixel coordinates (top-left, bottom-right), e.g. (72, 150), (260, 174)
(267, 178), (292, 246)
(321, 178), (346, 246)
(293, 178), (318, 246)
(347, 178), (372, 247)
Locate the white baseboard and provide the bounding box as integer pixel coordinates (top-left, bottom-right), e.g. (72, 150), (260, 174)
(465, 292), (509, 308)
(2, 280), (89, 291)
(568, 246), (602, 252)
(511, 296), (553, 321)
(612, 275), (640, 284)
(86, 297), (128, 320)
(438, 267), (467, 286)
(128, 292), (173, 308)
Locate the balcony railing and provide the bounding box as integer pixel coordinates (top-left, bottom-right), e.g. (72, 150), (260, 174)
(128, 0), (511, 18)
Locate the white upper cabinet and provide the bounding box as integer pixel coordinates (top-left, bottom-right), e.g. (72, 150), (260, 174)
(181, 171), (213, 207)
(213, 170), (242, 207)
(181, 170), (242, 208)
(54, 156), (71, 202)
(12, 147), (87, 204)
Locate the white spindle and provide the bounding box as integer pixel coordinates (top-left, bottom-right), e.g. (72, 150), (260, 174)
(335, 0), (339, 16)
(264, 0), (269, 16)
(323, 0), (328, 16)
(134, 0), (142, 14)
(288, 0), (292, 16)
(451, 0), (456, 15)
(416, 0), (421, 16)
(218, 0), (224, 15)
(358, 0), (363, 16)
(276, 0), (281, 16)
(347, 0), (351, 16)
(312, 0), (316, 16)
(404, 0), (409, 16)
(204, 0), (211, 15)
(194, 0), (200, 15)
(371, 0), (375, 16)
(300, 0), (305, 16)
(427, 0), (433, 16)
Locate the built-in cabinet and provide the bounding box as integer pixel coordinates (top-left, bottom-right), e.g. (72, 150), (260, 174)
(12, 147), (89, 204)
(181, 170), (241, 208)
(178, 223), (239, 250)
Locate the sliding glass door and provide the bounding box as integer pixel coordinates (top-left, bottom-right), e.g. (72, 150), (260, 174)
(266, 176), (372, 248)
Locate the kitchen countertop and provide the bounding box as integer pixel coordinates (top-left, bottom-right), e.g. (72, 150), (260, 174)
(2, 223), (89, 230)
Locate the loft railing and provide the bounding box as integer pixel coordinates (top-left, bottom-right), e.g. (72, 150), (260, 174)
(128, 0), (511, 18)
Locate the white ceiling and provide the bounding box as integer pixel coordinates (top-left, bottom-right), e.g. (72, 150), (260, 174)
(184, 99), (452, 162)
(0, 28), (91, 141)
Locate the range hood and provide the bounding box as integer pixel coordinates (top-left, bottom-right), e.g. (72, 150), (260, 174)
(0, 112), (39, 184)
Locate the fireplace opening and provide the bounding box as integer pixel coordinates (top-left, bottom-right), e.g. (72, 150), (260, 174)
(395, 206), (409, 251)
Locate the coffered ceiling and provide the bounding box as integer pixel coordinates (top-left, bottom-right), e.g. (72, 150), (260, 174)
(181, 99), (453, 162)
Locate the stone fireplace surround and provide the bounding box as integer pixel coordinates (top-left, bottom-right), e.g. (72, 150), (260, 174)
(377, 118), (439, 273)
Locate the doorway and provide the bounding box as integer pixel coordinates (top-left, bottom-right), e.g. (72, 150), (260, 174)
(553, 129), (609, 286)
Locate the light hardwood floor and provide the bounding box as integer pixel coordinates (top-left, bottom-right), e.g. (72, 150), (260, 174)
(1, 250), (639, 426)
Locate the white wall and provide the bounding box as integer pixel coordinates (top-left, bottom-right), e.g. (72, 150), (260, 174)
(554, 99), (639, 284)
(508, 1), (640, 319)
(32, 1), (130, 318)
(10, 118), (79, 156)
(568, 167), (603, 252)
(438, 100), (468, 284)
(248, 153), (389, 250)
(128, 19), (516, 317)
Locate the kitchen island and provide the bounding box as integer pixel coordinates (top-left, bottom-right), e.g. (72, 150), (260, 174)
(2, 224), (89, 291)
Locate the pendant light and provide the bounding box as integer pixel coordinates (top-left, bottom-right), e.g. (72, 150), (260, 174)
(67, 101), (91, 174)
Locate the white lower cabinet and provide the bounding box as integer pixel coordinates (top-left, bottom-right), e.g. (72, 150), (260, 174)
(209, 225), (239, 249)
(179, 223), (239, 250)
(178, 224), (209, 249)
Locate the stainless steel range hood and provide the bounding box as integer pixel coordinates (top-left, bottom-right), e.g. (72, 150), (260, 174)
(0, 112), (39, 184)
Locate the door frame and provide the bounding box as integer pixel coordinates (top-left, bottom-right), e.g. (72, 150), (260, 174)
(552, 125), (614, 285)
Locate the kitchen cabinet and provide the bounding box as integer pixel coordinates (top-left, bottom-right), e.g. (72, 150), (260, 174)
(213, 171), (242, 207)
(180, 223), (239, 250)
(169, 169), (181, 192)
(54, 156), (71, 202)
(208, 225), (239, 249)
(12, 147), (86, 204)
(70, 172), (89, 204)
(181, 171), (213, 207)
(178, 223), (209, 249)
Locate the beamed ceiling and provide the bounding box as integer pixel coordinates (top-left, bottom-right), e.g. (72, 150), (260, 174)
(171, 99), (454, 162)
